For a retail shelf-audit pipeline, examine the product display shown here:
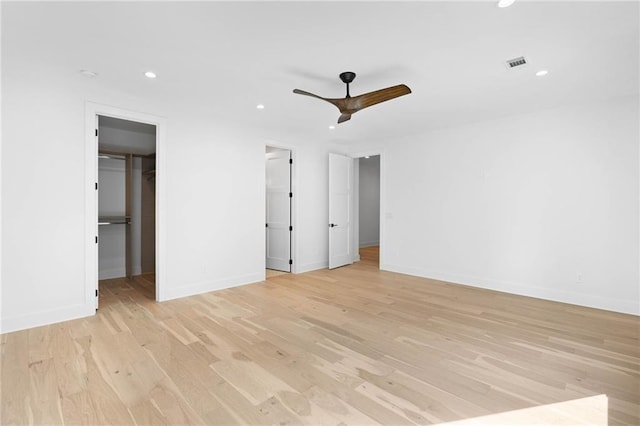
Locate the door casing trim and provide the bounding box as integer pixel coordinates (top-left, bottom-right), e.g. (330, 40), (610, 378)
(85, 102), (167, 306)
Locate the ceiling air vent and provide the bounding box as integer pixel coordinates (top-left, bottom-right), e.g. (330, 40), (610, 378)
(505, 56), (528, 69)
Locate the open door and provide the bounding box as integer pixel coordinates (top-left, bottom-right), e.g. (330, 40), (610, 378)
(329, 153), (353, 269)
(266, 149), (292, 272)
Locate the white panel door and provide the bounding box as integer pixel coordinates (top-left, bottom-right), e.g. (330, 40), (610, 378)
(266, 150), (291, 272)
(329, 153), (353, 269)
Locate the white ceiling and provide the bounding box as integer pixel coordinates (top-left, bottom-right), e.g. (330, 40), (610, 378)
(3, 1), (638, 145)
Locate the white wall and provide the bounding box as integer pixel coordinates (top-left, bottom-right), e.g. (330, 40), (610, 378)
(359, 155), (380, 247)
(2, 70), (636, 334)
(1, 67), (335, 333)
(376, 96), (639, 315)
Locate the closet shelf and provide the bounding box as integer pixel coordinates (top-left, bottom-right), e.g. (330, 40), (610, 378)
(98, 216), (131, 226)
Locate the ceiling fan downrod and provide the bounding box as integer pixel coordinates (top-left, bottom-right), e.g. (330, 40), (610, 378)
(339, 71), (356, 98)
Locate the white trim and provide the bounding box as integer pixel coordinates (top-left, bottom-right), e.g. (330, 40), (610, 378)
(353, 158), (360, 264)
(296, 261), (329, 274)
(162, 273), (264, 301)
(0, 1), (3, 331)
(99, 268), (127, 280)
(0, 0), (3, 332)
(381, 263), (640, 316)
(85, 103), (167, 311)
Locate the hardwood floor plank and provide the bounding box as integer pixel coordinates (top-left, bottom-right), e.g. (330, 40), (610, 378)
(1, 246), (638, 425)
(28, 358), (64, 425)
(60, 390), (101, 425)
(1, 331), (32, 425)
(302, 385), (382, 425)
(75, 335), (136, 425)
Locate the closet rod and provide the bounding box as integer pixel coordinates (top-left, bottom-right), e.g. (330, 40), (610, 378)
(99, 148), (155, 158)
(98, 153), (126, 160)
(98, 216), (131, 226)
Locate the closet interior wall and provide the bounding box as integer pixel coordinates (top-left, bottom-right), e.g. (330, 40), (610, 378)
(98, 116), (156, 280)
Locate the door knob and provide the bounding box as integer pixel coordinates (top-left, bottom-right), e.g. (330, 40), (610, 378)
(329, 223), (338, 227)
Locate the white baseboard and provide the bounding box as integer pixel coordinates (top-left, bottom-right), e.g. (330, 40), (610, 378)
(295, 261), (329, 274)
(159, 272), (265, 302)
(99, 267), (126, 280)
(1, 303), (95, 334)
(381, 263), (640, 316)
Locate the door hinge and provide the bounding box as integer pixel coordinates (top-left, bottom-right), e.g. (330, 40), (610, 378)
(95, 182), (98, 190)
(289, 158), (293, 165)
(265, 223), (268, 228)
(95, 236), (98, 244)
(95, 129), (98, 137)
(289, 259), (293, 265)
(289, 225), (293, 231)
(95, 289), (98, 297)
(289, 192), (293, 198)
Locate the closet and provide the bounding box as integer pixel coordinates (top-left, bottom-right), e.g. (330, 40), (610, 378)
(98, 116), (156, 295)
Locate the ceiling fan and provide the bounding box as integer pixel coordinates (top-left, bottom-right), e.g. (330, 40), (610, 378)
(293, 71), (412, 124)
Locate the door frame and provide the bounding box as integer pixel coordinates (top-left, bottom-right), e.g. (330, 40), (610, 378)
(265, 143), (297, 273)
(85, 102), (167, 306)
(350, 150), (385, 268)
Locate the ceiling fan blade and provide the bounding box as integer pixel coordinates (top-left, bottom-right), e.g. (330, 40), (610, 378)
(346, 84), (412, 112)
(293, 88), (327, 101)
(338, 113), (351, 123)
(294, 81), (411, 125)
(293, 88), (345, 110)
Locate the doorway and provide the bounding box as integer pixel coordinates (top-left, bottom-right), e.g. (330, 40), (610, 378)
(97, 116), (156, 304)
(356, 155), (381, 266)
(265, 146), (293, 275)
(85, 102), (165, 311)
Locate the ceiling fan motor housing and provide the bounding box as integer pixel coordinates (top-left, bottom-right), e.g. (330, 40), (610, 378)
(339, 71), (356, 84)
(339, 72), (356, 97)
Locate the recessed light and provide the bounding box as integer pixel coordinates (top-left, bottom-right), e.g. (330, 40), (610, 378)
(329, 125), (335, 130)
(144, 71), (157, 79)
(256, 104), (265, 109)
(497, 0), (515, 8)
(79, 69), (98, 78)
(536, 70), (549, 77)
(364, 156), (370, 159)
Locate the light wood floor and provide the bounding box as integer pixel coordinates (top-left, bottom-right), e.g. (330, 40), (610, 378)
(2, 247), (639, 425)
